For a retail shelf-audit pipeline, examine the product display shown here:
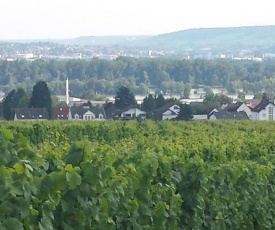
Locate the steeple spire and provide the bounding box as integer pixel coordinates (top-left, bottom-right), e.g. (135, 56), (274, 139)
(66, 78), (69, 105)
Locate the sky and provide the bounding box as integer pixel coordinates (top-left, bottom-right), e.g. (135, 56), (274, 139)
(0, 0), (274, 40)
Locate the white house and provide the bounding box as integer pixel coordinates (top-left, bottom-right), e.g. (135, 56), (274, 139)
(113, 106), (146, 120)
(224, 101), (252, 119)
(193, 108), (218, 120)
(68, 107), (106, 120)
(251, 100), (275, 120)
(155, 102), (180, 120)
(120, 108), (146, 118)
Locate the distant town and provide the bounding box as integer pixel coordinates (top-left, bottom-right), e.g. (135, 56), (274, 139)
(2, 25), (275, 61)
(0, 41), (274, 62)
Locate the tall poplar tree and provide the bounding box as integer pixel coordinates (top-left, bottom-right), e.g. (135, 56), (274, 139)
(29, 81), (52, 118)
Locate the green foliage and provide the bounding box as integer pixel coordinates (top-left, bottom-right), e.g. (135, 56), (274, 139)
(2, 88), (29, 120)
(142, 94), (156, 114)
(3, 58), (275, 99)
(177, 104), (193, 120)
(237, 91), (246, 101)
(114, 86), (136, 109)
(183, 83), (192, 99)
(203, 93), (233, 108)
(29, 81), (52, 118)
(2, 89), (16, 120)
(1, 120), (275, 228)
(155, 94), (166, 109)
(203, 86), (214, 96)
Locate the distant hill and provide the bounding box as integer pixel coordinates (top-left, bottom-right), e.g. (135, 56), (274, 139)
(3, 25), (275, 53)
(143, 25), (275, 51)
(68, 25), (275, 52)
(70, 35), (151, 46)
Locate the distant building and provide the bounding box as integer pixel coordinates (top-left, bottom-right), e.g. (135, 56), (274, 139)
(14, 108), (49, 120)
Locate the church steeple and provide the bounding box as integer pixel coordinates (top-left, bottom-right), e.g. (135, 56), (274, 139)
(66, 78), (69, 105)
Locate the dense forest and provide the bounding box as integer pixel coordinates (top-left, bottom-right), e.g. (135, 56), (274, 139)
(1, 57), (275, 99)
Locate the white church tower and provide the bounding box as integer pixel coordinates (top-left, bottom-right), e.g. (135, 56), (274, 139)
(66, 78), (69, 105)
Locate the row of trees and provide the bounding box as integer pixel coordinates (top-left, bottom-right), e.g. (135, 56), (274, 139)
(2, 81), (52, 120)
(113, 86), (234, 121)
(1, 58), (275, 99)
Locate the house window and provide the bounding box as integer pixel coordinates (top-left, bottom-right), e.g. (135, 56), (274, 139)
(84, 115), (95, 120)
(269, 107), (273, 120)
(75, 114), (79, 120)
(262, 113), (266, 118)
(99, 114), (103, 119)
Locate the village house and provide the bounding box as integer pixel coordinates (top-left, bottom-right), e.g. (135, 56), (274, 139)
(250, 100), (275, 120)
(68, 106), (106, 120)
(14, 108), (49, 121)
(209, 111), (249, 120)
(52, 106), (70, 120)
(223, 101), (252, 119)
(113, 105), (146, 120)
(154, 101), (180, 120)
(192, 107), (218, 120)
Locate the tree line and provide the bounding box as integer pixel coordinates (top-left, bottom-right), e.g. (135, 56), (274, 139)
(113, 86), (233, 121)
(1, 81), (52, 120)
(1, 58), (275, 99)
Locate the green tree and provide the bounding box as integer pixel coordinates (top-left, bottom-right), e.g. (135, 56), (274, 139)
(51, 96), (67, 107)
(13, 87), (29, 108)
(29, 81), (52, 118)
(2, 89), (16, 120)
(83, 101), (92, 108)
(183, 83), (192, 99)
(155, 94), (166, 109)
(237, 91), (246, 101)
(142, 94), (156, 118)
(203, 94), (233, 108)
(261, 92), (270, 101)
(177, 104), (193, 121)
(253, 92), (262, 99)
(114, 86), (136, 109)
(203, 86), (214, 96)
(2, 88), (29, 120)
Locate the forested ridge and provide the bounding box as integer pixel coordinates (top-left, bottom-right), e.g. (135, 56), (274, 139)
(1, 57), (275, 98)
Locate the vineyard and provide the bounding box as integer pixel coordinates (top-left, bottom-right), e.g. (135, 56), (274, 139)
(1, 120), (275, 229)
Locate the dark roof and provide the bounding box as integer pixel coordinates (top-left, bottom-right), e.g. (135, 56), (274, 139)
(14, 108), (49, 120)
(52, 106), (69, 120)
(251, 100), (274, 112)
(70, 106), (105, 119)
(212, 111), (249, 120)
(155, 101), (180, 115)
(224, 101), (243, 112)
(112, 105), (142, 117)
(189, 102), (204, 106)
(104, 105), (121, 119)
(194, 107), (216, 115)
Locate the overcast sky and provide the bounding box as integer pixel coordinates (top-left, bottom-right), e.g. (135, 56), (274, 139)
(0, 0), (274, 40)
